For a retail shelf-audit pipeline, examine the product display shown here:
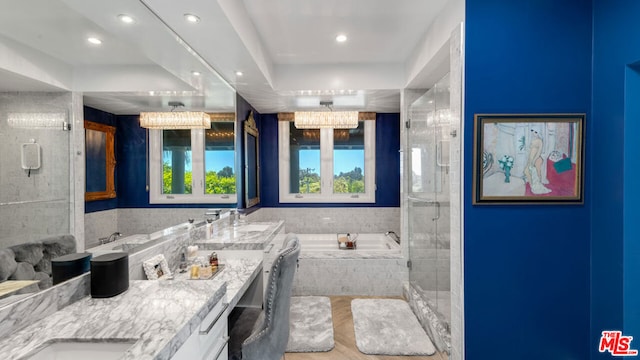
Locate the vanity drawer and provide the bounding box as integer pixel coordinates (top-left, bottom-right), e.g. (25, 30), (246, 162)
(172, 301), (228, 360)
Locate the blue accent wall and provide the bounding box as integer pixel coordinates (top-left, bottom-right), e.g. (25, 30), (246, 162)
(84, 106), (117, 213)
(592, 1), (640, 357)
(464, 0), (592, 359)
(259, 113), (400, 207)
(115, 115), (147, 208)
(113, 114), (236, 209)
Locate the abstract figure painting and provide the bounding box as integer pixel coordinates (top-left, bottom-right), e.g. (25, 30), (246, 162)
(473, 114), (585, 204)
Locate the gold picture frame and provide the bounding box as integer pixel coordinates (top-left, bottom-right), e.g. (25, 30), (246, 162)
(85, 120), (116, 201)
(472, 113), (585, 204)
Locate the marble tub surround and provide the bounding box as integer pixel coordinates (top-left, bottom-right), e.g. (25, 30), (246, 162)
(0, 279), (228, 360)
(195, 220), (284, 251)
(244, 207), (400, 235)
(85, 233), (151, 255)
(293, 257), (406, 296)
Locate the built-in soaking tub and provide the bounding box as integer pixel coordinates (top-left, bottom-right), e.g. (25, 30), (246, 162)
(297, 233), (401, 253)
(291, 233), (406, 296)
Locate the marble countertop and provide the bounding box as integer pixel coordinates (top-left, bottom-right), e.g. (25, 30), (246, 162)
(195, 220), (284, 251)
(1, 258), (262, 360)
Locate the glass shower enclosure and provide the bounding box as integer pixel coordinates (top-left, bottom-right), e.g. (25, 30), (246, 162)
(407, 73), (451, 352)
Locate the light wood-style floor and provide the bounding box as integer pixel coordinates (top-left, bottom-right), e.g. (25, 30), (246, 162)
(283, 296), (448, 360)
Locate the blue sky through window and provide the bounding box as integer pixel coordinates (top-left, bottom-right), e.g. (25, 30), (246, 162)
(163, 150), (235, 173)
(299, 149), (364, 175)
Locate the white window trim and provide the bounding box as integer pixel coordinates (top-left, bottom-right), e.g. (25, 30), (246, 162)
(149, 128), (236, 204)
(278, 120), (376, 203)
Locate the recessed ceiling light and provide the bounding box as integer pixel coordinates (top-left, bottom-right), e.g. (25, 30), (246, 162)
(192, 71), (201, 76)
(118, 14), (134, 24)
(184, 14), (200, 23)
(336, 34), (348, 43)
(235, 71), (243, 76)
(87, 37), (102, 45)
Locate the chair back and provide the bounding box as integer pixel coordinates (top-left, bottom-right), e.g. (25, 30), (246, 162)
(241, 235), (300, 360)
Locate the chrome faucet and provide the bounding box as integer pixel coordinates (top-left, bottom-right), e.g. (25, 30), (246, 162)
(99, 232), (122, 245)
(205, 209), (221, 222)
(385, 231), (401, 244)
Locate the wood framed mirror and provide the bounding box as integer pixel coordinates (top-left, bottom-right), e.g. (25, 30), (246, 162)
(85, 120), (116, 201)
(244, 111), (260, 207)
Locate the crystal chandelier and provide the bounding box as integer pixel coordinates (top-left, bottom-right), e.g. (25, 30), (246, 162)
(7, 112), (69, 130)
(294, 101), (358, 129)
(140, 102), (211, 129)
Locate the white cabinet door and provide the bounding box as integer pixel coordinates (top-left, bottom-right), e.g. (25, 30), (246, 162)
(172, 301), (229, 360)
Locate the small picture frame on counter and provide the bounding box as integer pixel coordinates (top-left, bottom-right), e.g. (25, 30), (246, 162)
(143, 254), (172, 280)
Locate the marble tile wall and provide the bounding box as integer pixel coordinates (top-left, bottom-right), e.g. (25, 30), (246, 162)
(245, 207), (400, 235)
(448, 23), (464, 360)
(0, 92), (73, 248)
(117, 208), (219, 236)
(84, 209), (118, 249)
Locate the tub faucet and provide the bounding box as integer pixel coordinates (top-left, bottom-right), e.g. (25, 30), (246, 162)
(205, 209), (221, 222)
(385, 231), (400, 244)
(99, 232), (122, 245)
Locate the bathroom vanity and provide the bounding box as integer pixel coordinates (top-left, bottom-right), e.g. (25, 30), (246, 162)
(0, 218), (283, 360)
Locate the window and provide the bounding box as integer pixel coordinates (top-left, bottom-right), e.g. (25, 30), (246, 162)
(278, 119), (375, 203)
(149, 118), (236, 204)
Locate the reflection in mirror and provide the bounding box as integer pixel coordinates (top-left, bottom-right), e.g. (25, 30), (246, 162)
(84, 121), (116, 201)
(206, 114), (236, 196)
(244, 111), (260, 207)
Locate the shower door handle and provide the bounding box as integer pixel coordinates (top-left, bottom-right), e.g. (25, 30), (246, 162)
(432, 201), (440, 221)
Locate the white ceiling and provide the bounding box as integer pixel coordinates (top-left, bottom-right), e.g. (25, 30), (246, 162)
(0, 0), (454, 115)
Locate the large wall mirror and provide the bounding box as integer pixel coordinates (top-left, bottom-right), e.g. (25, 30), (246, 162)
(244, 111), (260, 207)
(85, 120), (116, 201)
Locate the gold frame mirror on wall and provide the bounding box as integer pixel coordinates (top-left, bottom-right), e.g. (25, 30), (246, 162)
(244, 111), (260, 208)
(85, 120), (116, 201)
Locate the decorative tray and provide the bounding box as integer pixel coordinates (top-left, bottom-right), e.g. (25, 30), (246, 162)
(187, 264), (225, 280)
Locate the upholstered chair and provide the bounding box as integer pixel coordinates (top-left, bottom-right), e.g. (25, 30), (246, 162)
(228, 235), (300, 360)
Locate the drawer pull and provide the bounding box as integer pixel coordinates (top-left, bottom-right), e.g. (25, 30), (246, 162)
(200, 303), (229, 335)
(263, 243), (274, 254)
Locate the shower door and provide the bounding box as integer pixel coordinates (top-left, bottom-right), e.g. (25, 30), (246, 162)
(407, 73), (451, 325)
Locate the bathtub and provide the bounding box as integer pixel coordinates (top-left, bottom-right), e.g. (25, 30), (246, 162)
(290, 233), (405, 296)
(296, 233), (401, 252)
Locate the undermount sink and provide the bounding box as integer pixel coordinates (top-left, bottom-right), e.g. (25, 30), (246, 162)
(22, 339), (137, 360)
(235, 224), (270, 232)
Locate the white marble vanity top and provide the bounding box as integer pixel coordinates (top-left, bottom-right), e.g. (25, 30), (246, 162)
(196, 220), (284, 251)
(0, 257), (262, 360)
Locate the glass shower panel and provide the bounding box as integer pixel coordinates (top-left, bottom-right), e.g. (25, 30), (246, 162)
(0, 92), (71, 247)
(407, 73), (451, 326)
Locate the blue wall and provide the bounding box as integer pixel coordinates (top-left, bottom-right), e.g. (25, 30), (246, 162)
(464, 0), (592, 358)
(84, 106), (118, 213)
(592, 1), (640, 357)
(259, 113), (400, 207)
(86, 100), (399, 211)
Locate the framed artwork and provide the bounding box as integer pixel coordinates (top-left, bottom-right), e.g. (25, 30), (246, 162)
(473, 114), (585, 204)
(85, 120), (116, 201)
(142, 254), (172, 280)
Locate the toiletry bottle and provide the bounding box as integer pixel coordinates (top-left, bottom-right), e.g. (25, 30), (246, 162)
(209, 252), (219, 272)
(179, 252), (187, 273)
